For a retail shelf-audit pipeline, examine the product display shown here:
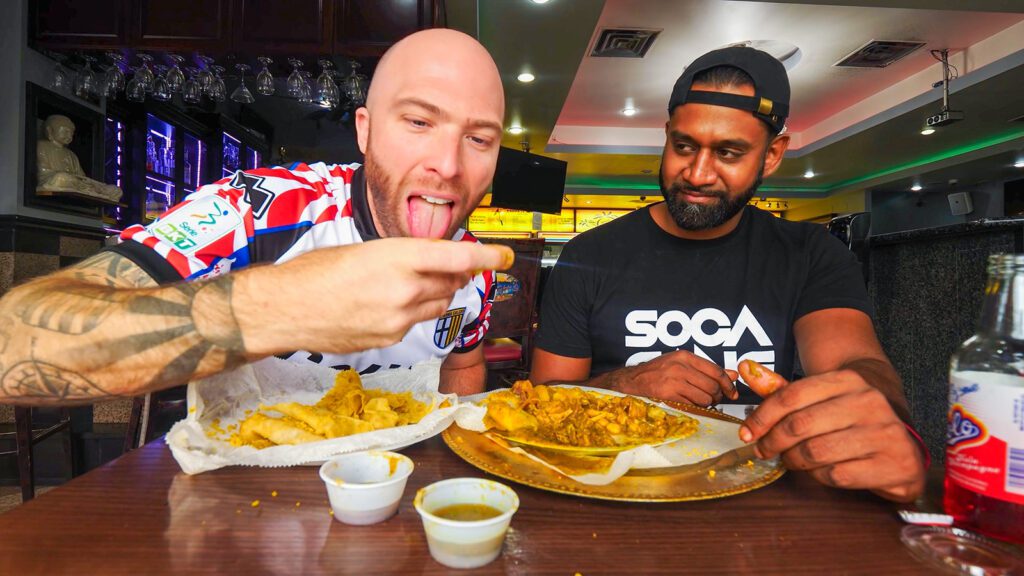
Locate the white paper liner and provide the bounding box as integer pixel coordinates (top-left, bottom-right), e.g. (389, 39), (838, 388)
(453, 386), (749, 486)
(166, 356), (464, 475)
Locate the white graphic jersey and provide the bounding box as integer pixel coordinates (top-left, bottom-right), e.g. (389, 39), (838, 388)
(109, 161), (495, 375)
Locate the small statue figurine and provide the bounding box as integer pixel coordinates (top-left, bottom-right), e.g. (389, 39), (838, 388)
(36, 114), (122, 203)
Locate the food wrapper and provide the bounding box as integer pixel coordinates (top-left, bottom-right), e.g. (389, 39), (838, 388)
(167, 357), (461, 474)
(453, 386), (749, 486)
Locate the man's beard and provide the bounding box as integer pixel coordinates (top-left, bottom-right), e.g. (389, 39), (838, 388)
(659, 159), (764, 231)
(363, 141), (468, 239)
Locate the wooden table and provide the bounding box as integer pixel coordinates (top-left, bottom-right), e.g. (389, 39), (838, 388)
(0, 436), (947, 574)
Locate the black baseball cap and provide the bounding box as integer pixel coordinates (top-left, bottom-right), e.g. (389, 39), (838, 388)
(667, 46), (790, 134)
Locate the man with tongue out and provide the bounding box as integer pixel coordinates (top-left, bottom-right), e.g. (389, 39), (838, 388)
(0, 28), (512, 407)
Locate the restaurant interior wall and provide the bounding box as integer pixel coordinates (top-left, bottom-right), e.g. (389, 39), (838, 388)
(781, 189), (867, 223)
(869, 180), (1005, 235)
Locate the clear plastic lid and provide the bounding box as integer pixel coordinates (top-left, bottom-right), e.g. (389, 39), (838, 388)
(900, 525), (1024, 575)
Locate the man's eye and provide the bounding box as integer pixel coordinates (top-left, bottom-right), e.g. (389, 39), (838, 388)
(409, 119), (429, 128)
(718, 149), (741, 159)
(468, 135), (491, 146)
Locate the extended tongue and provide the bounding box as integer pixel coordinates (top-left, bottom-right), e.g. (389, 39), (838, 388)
(408, 196), (454, 239)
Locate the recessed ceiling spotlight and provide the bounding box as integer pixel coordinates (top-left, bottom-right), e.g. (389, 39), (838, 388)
(585, 200), (592, 204)
(621, 107), (638, 117)
(911, 183), (923, 192)
(921, 126), (936, 135)
(530, 0), (550, 4)
(1015, 159), (1024, 168)
(507, 125), (524, 135)
(517, 72), (535, 83)
(803, 169), (815, 179)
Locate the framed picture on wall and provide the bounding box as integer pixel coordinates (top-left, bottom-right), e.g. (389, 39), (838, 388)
(24, 81), (108, 217)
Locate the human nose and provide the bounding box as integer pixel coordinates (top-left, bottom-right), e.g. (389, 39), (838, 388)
(423, 129), (462, 180)
(685, 149), (717, 188)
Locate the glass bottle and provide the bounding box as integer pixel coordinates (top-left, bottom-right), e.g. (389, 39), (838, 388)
(146, 134), (156, 172)
(946, 253), (1024, 543)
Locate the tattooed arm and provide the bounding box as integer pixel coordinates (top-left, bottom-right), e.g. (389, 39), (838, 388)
(0, 239), (513, 406)
(0, 251), (248, 405)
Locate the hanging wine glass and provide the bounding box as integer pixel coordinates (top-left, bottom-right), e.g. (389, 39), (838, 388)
(74, 55), (99, 99)
(126, 67), (147, 102)
(50, 61), (70, 92)
(165, 54), (186, 93)
(182, 67), (202, 104)
(287, 58), (305, 98)
(208, 65), (227, 102)
(151, 65), (172, 102)
(297, 71), (313, 104)
(103, 52), (126, 95)
(231, 64), (255, 104)
(135, 54), (155, 92)
(256, 56), (274, 96)
(344, 60), (368, 106)
(196, 55), (215, 94)
(315, 59), (340, 108)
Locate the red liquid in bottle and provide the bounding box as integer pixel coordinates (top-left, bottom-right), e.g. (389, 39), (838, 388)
(945, 476), (1024, 544)
(945, 254), (1024, 545)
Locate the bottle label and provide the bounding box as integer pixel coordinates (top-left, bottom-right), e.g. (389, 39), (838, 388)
(947, 371), (1024, 505)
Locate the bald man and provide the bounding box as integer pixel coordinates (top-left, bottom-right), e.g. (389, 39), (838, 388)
(0, 29), (511, 405)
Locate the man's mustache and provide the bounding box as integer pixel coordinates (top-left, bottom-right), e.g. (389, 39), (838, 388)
(666, 182), (727, 199)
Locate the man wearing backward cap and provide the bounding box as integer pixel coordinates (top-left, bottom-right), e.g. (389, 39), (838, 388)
(532, 46), (928, 502)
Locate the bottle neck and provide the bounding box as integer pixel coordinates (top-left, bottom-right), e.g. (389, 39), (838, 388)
(979, 269), (1024, 340)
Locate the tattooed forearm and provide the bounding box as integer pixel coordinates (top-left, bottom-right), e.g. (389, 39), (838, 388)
(0, 251), (256, 406)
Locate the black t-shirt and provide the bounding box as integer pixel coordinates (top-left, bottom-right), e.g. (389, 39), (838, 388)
(535, 205), (873, 404)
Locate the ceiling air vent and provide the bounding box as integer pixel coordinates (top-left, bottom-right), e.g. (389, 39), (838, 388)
(834, 40), (925, 68)
(590, 28), (661, 58)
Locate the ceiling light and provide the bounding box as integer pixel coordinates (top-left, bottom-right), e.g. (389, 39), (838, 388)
(585, 200), (592, 204)
(803, 169), (815, 179)
(507, 125), (524, 135)
(517, 72), (535, 83)
(530, 0), (550, 3)
(1015, 159), (1024, 168)
(911, 183), (923, 192)
(920, 126), (936, 135)
(621, 107), (638, 117)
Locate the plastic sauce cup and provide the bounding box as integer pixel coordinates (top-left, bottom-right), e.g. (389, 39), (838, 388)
(318, 450), (414, 525)
(413, 477), (519, 569)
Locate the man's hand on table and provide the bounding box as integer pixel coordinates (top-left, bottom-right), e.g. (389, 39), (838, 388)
(606, 350), (739, 407)
(739, 365), (927, 503)
(237, 238), (513, 357)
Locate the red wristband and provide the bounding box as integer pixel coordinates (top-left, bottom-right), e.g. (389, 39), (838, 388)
(903, 423), (932, 471)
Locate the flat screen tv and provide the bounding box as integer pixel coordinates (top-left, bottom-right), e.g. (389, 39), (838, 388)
(489, 147), (567, 215)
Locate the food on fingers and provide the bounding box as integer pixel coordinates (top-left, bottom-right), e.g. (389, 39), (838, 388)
(737, 359), (788, 397)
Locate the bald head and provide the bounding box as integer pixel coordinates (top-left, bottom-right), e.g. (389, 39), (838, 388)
(366, 28), (504, 118)
(354, 28), (506, 241)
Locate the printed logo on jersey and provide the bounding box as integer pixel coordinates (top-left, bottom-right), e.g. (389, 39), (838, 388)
(622, 305), (775, 374)
(151, 195), (242, 255)
(947, 404), (988, 452)
(434, 307), (466, 349)
(230, 171), (276, 219)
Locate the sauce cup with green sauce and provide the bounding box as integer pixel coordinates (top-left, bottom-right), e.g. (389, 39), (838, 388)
(413, 477), (519, 569)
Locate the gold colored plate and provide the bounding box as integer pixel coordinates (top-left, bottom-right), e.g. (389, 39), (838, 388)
(442, 402), (785, 502)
